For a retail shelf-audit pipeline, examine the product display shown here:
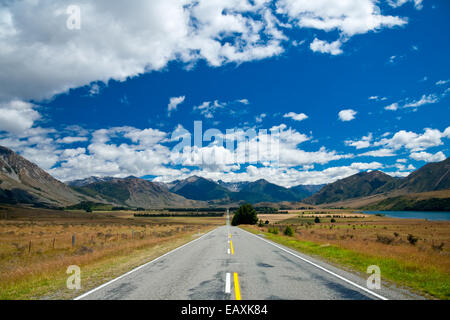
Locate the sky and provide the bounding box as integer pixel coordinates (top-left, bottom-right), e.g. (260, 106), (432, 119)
(0, 0), (449, 187)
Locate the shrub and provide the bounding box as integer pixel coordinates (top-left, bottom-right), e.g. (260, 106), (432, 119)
(265, 220), (269, 225)
(268, 226), (279, 234)
(407, 234), (418, 245)
(284, 226), (294, 236)
(258, 220), (264, 227)
(314, 217), (320, 223)
(432, 242), (444, 252)
(231, 204), (258, 226)
(393, 232), (399, 237)
(330, 218), (336, 223)
(376, 234), (394, 245)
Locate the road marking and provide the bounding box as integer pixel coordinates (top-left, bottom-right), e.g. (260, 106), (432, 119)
(240, 229), (388, 301)
(227, 248), (231, 255)
(234, 272), (241, 300)
(74, 228), (218, 300)
(229, 233), (231, 239)
(230, 240), (234, 255)
(225, 273), (231, 293)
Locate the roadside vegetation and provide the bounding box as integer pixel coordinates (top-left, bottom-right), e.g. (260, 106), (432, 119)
(231, 204), (258, 226)
(0, 205), (222, 299)
(242, 211), (450, 299)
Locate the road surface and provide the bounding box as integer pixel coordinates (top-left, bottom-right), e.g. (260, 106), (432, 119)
(76, 217), (419, 300)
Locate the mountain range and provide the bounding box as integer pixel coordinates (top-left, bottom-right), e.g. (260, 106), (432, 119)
(1, 144), (449, 210)
(303, 157), (450, 210)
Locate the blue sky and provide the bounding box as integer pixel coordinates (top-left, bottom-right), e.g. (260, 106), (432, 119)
(0, 0), (449, 186)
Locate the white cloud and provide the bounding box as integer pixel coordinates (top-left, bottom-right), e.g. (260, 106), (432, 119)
(283, 112), (308, 122)
(345, 133), (372, 149)
(255, 113), (266, 123)
(56, 136), (88, 144)
(193, 100), (224, 119)
(310, 38), (343, 55)
(403, 94), (438, 108)
(338, 109), (357, 121)
(167, 96), (185, 116)
(360, 148), (396, 157)
(385, 103), (399, 111)
(277, 0), (407, 37)
(436, 79), (449, 85)
(0, 100), (41, 134)
(238, 99), (249, 105)
(387, 0), (423, 10)
(0, 0), (412, 105)
(410, 151), (446, 162)
(374, 127), (450, 152)
(385, 94), (440, 111)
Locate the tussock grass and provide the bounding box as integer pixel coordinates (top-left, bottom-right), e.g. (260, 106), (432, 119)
(243, 214), (450, 300)
(0, 206), (222, 299)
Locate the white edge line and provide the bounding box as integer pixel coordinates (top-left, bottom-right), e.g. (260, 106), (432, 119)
(240, 228), (388, 300)
(225, 273), (231, 293)
(74, 227), (218, 300)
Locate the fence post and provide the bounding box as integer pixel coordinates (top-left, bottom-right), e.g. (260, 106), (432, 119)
(28, 240), (32, 254)
(72, 233), (76, 247)
(52, 238), (55, 249)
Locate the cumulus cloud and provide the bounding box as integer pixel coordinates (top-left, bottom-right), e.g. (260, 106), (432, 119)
(409, 151), (446, 162)
(345, 133), (372, 149)
(385, 103), (399, 111)
(0, 0), (411, 105)
(360, 148), (396, 157)
(283, 112), (308, 122)
(338, 109), (357, 121)
(276, 0), (407, 37)
(374, 127), (450, 152)
(310, 38), (343, 55)
(167, 96), (185, 116)
(0, 100), (41, 134)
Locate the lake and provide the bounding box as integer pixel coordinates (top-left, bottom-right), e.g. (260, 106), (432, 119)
(363, 211), (450, 221)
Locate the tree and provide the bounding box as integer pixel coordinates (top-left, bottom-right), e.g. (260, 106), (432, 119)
(284, 225), (294, 236)
(231, 204), (258, 226)
(314, 217), (320, 223)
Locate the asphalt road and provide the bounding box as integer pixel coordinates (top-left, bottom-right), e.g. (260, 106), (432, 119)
(76, 219), (420, 300)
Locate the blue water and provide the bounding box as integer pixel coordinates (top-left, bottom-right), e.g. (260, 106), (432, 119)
(363, 211), (450, 221)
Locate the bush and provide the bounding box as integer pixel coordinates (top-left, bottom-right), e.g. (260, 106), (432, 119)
(330, 218), (336, 223)
(258, 220), (264, 227)
(284, 226), (294, 236)
(268, 226), (279, 234)
(407, 234), (418, 245)
(376, 234), (394, 245)
(314, 217), (320, 223)
(231, 204), (258, 226)
(265, 220), (269, 225)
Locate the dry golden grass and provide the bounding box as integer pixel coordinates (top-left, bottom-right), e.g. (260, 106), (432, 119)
(0, 205), (223, 299)
(249, 212), (450, 298)
(267, 214), (450, 274)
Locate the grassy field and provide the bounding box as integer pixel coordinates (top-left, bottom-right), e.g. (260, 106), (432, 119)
(246, 212), (450, 299)
(0, 205), (223, 300)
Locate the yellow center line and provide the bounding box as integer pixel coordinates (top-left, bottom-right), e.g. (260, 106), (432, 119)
(229, 233), (231, 239)
(230, 240), (234, 255)
(234, 272), (241, 300)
